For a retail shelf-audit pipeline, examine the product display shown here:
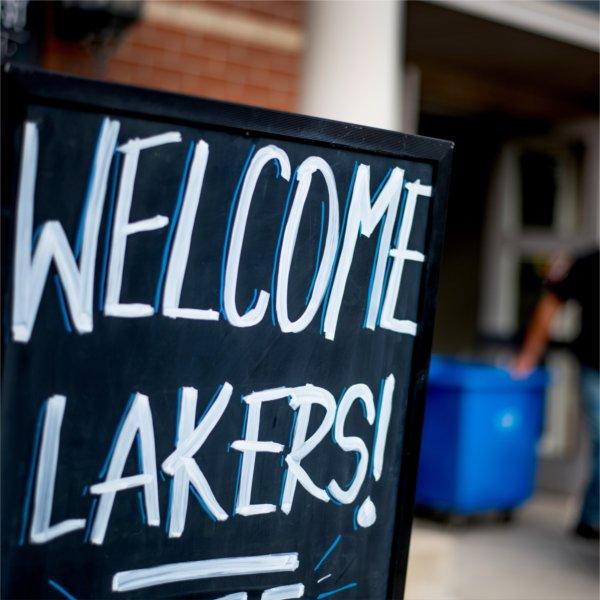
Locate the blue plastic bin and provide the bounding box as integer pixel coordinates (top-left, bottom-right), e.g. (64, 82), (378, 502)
(416, 356), (546, 514)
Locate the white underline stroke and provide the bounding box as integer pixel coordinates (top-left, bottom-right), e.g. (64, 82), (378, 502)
(112, 553), (299, 592)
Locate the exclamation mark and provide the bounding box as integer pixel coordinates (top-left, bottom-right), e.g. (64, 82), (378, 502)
(354, 374), (396, 529)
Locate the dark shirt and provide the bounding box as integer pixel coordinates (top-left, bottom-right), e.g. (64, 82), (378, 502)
(546, 249), (599, 371)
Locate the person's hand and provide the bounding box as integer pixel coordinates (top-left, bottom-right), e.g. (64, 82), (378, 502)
(511, 349), (538, 379)
(511, 293), (561, 379)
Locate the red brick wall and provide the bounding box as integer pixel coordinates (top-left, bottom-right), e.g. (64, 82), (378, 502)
(42, 1), (304, 112)
(203, 0), (302, 25)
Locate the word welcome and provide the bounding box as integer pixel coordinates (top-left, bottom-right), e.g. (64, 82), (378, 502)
(12, 118), (432, 344)
(24, 376), (395, 547)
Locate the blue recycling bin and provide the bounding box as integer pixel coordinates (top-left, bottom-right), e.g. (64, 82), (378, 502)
(416, 356), (546, 514)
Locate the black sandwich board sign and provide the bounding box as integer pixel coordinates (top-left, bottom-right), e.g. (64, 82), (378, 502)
(1, 64), (452, 600)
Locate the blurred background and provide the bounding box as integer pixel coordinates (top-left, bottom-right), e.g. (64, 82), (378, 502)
(2, 1), (599, 598)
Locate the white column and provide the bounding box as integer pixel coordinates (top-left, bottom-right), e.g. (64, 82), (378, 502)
(301, 0), (404, 131)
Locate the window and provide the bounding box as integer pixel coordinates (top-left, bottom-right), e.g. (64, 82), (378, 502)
(519, 151), (557, 228)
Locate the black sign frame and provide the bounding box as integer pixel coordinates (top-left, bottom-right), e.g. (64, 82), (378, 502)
(2, 63), (452, 599)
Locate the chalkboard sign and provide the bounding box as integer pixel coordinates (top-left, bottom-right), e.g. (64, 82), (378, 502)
(1, 64), (452, 600)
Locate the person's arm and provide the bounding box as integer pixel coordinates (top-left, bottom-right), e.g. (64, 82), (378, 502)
(512, 292), (564, 378)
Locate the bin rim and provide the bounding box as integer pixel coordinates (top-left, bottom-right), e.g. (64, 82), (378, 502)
(427, 355), (548, 391)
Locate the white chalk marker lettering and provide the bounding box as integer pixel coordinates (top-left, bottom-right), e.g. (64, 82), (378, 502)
(104, 132), (181, 318)
(162, 140), (219, 320)
(379, 180), (431, 334)
(162, 385), (232, 536)
(12, 119), (120, 342)
(280, 385), (336, 514)
(232, 388), (288, 516)
(327, 384), (375, 504)
(223, 145), (291, 327)
(89, 393), (160, 544)
(29, 396), (86, 543)
(323, 165), (405, 340)
(276, 157), (339, 333)
(112, 552), (299, 593)
(372, 374), (395, 481)
(261, 583), (305, 599)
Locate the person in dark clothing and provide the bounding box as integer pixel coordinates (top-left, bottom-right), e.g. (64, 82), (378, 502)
(514, 249), (599, 539)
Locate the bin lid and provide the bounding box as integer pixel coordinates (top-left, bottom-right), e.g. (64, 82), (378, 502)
(427, 355), (547, 391)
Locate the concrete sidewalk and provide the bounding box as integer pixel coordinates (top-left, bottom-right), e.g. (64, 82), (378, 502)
(405, 494), (599, 600)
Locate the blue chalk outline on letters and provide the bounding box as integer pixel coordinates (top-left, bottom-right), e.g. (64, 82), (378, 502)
(305, 200), (327, 305)
(362, 167), (394, 328)
(370, 378), (387, 477)
(270, 167), (299, 325)
(98, 151), (122, 311)
(375, 185), (408, 326)
(219, 144), (257, 319)
(320, 162), (358, 334)
(153, 141), (195, 312)
(18, 401), (48, 545)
